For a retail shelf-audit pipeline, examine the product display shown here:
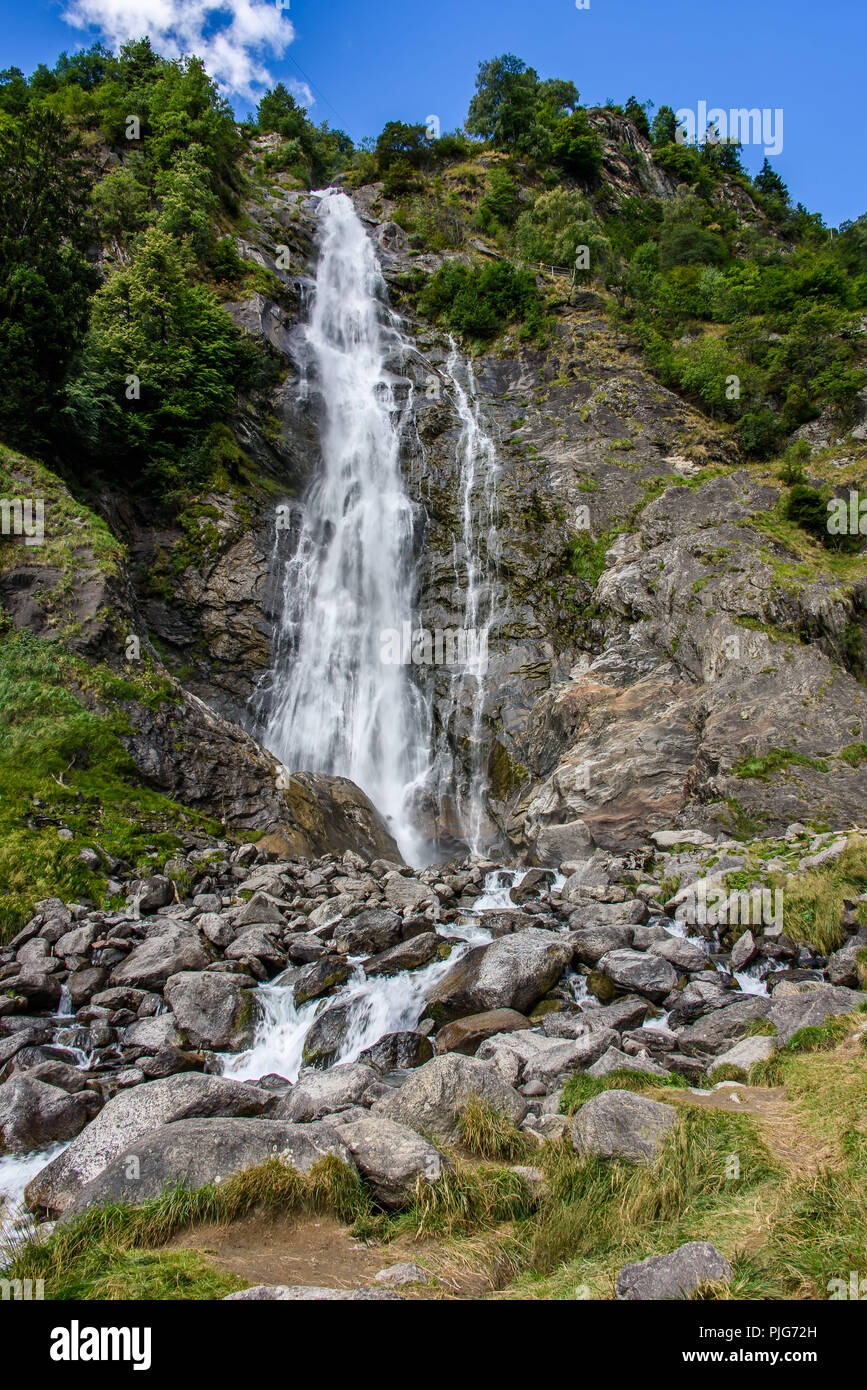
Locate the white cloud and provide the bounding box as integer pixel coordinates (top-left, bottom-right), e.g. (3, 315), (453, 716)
(61, 0), (300, 101)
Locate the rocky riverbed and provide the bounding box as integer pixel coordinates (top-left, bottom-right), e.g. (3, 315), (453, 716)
(2, 820), (865, 1291)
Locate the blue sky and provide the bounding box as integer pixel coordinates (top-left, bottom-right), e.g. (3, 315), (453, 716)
(1, 0), (863, 226)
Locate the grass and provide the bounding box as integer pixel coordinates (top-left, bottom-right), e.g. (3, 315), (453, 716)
(733, 746), (829, 780)
(0, 626), (221, 942)
(774, 833), (867, 953)
(9, 1155), (370, 1299)
(559, 1068), (683, 1116)
(11, 1015), (867, 1302)
(459, 1096), (530, 1161)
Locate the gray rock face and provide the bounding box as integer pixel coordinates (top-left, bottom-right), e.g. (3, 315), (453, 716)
(571, 1089), (677, 1163)
(435, 1009), (532, 1056)
(63, 1117), (353, 1215)
(676, 995), (772, 1056)
(274, 1063), (379, 1123)
(163, 971), (258, 1051)
(569, 925), (635, 965)
(616, 1241), (733, 1300)
(26, 1073), (272, 1214)
(648, 936), (709, 973)
(586, 1046), (670, 1080)
(109, 926), (210, 991)
(357, 1031), (434, 1071)
(767, 984), (866, 1044)
(521, 1029), (621, 1088)
(0, 1076), (91, 1154)
(710, 1036), (776, 1072)
(595, 948), (679, 1003)
(334, 1114), (446, 1209)
(425, 930), (573, 1025)
(377, 1053), (527, 1144)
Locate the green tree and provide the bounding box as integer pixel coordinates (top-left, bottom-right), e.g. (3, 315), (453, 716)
(466, 54), (542, 152)
(0, 107), (95, 451)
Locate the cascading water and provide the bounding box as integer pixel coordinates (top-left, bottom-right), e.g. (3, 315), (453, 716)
(263, 190), (430, 863)
(429, 341), (502, 853)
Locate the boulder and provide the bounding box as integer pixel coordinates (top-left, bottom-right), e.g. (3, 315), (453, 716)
(63, 1117), (354, 1216)
(334, 1115), (446, 1209)
(826, 935), (867, 989)
(647, 936), (709, 973)
(364, 932), (444, 976)
(435, 1009), (533, 1056)
(302, 1002), (354, 1068)
(109, 926), (209, 991)
(571, 1089), (677, 1163)
(595, 949), (679, 1003)
(585, 1046), (670, 1079)
(293, 958), (351, 1006)
(616, 1241), (733, 1300)
(333, 910), (403, 957)
(425, 930), (573, 1025)
(710, 1036), (776, 1072)
(358, 1032), (434, 1071)
(676, 996), (772, 1056)
(26, 1073), (273, 1214)
(522, 1030), (621, 1088)
(376, 1053), (527, 1144)
(0, 1076), (91, 1154)
(274, 1063), (379, 1123)
(374, 1263), (432, 1286)
(384, 875), (438, 915)
(767, 984), (866, 1045)
(163, 971), (258, 1051)
(569, 925), (634, 966)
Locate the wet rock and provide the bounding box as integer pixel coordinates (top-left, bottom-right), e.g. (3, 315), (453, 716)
(163, 971), (258, 1051)
(364, 932), (444, 976)
(333, 909), (403, 956)
(0, 1076), (91, 1154)
(435, 1009), (533, 1056)
(648, 936), (709, 973)
(274, 1063), (379, 1123)
(595, 948), (679, 1003)
(293, 957), (351, 1006)
(358, 1031), (434, 1071)
(425, 929), (573, 1025)
(302, 1002), (355, 1068)
(26, 1073), (274, 1214)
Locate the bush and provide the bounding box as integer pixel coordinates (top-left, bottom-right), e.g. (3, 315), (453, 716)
(419, 259), (542, 341)
(739, 408), (782, 459)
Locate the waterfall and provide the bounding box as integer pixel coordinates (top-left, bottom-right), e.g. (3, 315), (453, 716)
(263, 191), (430, 864)
(430, 341), (502, 854)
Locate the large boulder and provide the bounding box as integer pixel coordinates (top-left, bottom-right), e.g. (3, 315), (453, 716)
(334, 1115), (446, 1209)
(435, 1009), (533, 1056)
(63, 1117), (353, 1216)
(616, 1241), (733, 1300)
(521, 1030), (621, 1089)
(648, 936), (709, 973)
(274, 1063), (379, 1123)
(333, 910), (403, 957)
(767, 984), (867, 1045)
(364, 933), (444, 976)
(676, 995), (772, 1057)
(586, 1046), (670, 1080)
(163, 971), (258, 1051)
(301, 1002), (354, 1068)
(595, 949), (679, 1003)
(425, 930), (573, 1025)
(571, 1089), (677, 1164)
(109, 925), (210, 991)
(26, 1073), (272, 1214)
(0, 1076), (91, 1154)
(357, 1032), (434, 1071)
(376, 1054), (527, 1144)
(569, 925), (635, 965)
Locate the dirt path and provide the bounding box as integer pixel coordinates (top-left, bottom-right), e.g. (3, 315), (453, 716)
(671, 1082), (835, 1172)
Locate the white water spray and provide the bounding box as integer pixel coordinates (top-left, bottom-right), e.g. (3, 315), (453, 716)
(264, 191), (430, 862)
